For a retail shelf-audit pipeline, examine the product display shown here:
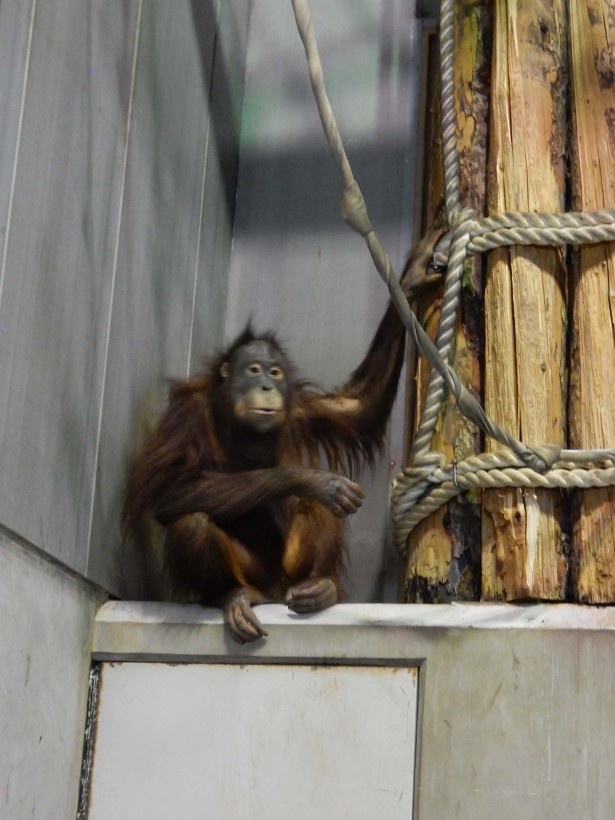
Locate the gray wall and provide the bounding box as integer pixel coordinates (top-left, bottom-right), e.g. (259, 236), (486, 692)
(228, 0), (423, 601)
(0, 530), (106, 818)
(0, 0), (249, 595)
(0, 2), (424, 812)
(0, 0), (424, 605)
(0, 1), (250, 814)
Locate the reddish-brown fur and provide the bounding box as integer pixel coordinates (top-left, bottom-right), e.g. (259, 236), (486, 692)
(122, 232), (440, 638)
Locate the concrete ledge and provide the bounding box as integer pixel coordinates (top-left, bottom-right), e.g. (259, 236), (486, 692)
(92, 601), (615, 819)
(93, 600), (615, 662)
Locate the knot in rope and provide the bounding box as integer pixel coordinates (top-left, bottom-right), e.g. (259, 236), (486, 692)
(340, 182), (373, 237)
(392, 451), (446, 495)
(527, 444), (562, 472)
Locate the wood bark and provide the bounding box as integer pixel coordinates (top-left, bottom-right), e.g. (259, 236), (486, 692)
(568, 0), (615, 602)
(482, 0), (568, 600)
(404, 1), (491, 602)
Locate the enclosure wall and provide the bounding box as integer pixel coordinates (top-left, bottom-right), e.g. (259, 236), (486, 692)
(0, 0), (250, 812)
(0, 530), (106, 818)
(0, 0), (249, 596)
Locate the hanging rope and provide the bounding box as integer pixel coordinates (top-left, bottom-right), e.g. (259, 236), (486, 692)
(290, 0), (615, 554)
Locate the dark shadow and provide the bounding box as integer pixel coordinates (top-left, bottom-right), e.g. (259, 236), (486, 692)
(190, 0), (245, 222)
(234, 140), (412, 234)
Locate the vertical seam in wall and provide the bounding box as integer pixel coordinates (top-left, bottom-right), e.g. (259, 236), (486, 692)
(186, 0), (222, 378)
(85, 0), (143, 566)
(223, 0), (254, 346)
(0, 0), (37, 310)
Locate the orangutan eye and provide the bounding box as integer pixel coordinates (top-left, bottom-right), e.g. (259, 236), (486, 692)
(247, 363), (263, 376)
(270, 366), (283, 380)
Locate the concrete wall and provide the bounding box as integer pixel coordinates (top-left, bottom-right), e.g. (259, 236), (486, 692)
(93, 601), (615, 820)
(0, 530), (106, 818)
(227, 0), (424, 601)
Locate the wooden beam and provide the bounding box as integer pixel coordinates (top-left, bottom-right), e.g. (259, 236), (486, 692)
(568, 0), (615, 602)
(404, 0), (490, 602)
(482, 0), (567, 600)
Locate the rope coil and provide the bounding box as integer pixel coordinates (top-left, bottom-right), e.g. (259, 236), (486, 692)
(291, 0), (615, 555)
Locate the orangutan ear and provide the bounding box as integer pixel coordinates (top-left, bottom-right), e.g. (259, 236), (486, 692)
(220, 362), (230, 379)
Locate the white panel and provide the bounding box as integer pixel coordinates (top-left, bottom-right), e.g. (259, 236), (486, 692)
(89, 661), (418, 820)
(0, 0), (140, 570)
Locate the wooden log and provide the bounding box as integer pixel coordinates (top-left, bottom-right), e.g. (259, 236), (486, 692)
(568, 0), (615, 602)
(404, 1), (490, 602)
(482, 0), (568, 600)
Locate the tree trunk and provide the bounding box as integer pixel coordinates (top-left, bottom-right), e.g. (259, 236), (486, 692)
(481, 0), (568, 600)
(568, 0), (615, 602)
(404, 1), (491, 603)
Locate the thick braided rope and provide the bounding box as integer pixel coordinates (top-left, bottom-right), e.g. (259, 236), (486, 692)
(410, 215), (471, 460)
(392, 451), (615, 550)
(431, 210), (615, 267)
(408, 0), (468, 462)
(290, 0), (615, 555)
(439, 0), (462, 224)
(393, 0), (615, 553)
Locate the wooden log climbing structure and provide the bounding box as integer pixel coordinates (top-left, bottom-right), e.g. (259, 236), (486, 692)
(482, 0), (568, 601)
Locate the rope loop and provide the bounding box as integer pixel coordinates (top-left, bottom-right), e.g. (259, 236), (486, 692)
(391, 451), (446, 494)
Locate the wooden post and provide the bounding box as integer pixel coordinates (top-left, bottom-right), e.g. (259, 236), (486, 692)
(482, 0), (568, 600)
(568, 0), (615, 602)
(404, 0), (491, 602)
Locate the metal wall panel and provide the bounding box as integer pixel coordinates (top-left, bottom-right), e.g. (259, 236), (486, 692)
(0, 0), (416, 602)
(87, 0), (230, 592)
(0, 0), (246, 591)
(0, 0), (140, 571)
(188, 0), (252, 373)
(0, 0), (34, 275)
